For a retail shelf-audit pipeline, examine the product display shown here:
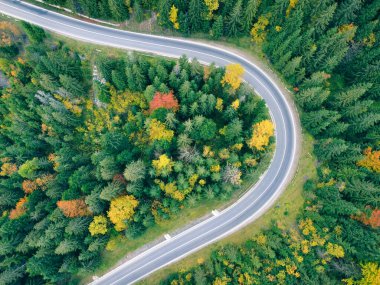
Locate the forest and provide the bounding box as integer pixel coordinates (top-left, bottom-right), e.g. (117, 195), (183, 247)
(0, 20), (273, 284)
(147, 0), (380, 284)
(1, 0), (380, 284)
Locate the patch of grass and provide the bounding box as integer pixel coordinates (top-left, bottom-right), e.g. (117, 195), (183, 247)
(139, 133), (316, 285)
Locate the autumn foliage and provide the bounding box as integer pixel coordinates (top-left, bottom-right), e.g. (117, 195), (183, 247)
(354, 209), (380, 228)
(0, 162), (17, 176)
(89, 215), (108, 236)
(22, 180), (38, 194)
(57, 199), (91, 218)
(221, 64), (245, 90)
(148, 118), (174, 142)
(152, 154), (174, 175)
(149, 91), (179, 113)
(169, 5), (179, 29)
(9, 197), (27, 220)
(247, 120), (275, 151)
(107, 195), (139, 231)
(357, 147), (380, 173)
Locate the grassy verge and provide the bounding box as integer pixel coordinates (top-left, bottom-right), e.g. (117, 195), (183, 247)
(139, 133), (316, 284)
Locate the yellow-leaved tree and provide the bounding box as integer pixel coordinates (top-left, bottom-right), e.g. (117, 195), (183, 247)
(204, 0), (219, 19)
(221, 64), (245, 90)
(148, 119), (174, 142)
(108, 195), (139, 231)
(156, 180), (185, 201)
(250, 14), (270, 44)
(247, 120), (274, 151)
(286, 0), (299, 17)
(357, 147), (380, 173)
(326, 242), (345, 258)
(152, 154), (174, 175)
(169, 5), (179, 29)
(89, 215), (108, 236)
(343, 262), (380, 285)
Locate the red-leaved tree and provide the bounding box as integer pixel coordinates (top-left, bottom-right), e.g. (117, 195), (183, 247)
(149, 91), (179, 113)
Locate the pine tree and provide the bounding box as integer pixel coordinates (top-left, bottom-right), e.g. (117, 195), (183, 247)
(189, 0), (204, 32)
(59, 74), (86, 97)
(133, 1), (144, 23)
(55, 239), (80, 255)
(108, 0), (129, 21)
(98, 0), (112, 19)
(243, 0), (261, 32)
(226, 0), (242, 37)
(315, 138), (348, 161)
(342, 100), (373, 119)
(111, 69), (127, 91)
(330, 83), (371, 108)
(123, 160), (146, 182)
(310, 3), (337, 35)
(334, 0), (362, 25)
(0, 266), (25, 285)
(158, 0), (172, 27)
(349, 113), (380, 135)
(282, 56), (302, 84)
(100, 181), (124, 201)
(296, 86), (330, 110)
(302, 110), (341, 136)
(310, 27), (354, 74)
(211, 15), (224, 39)
(65, 217), (91, 235)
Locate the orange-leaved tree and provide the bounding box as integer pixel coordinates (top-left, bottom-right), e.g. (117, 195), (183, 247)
(149, 91), (179, 113)
(9, 197), (27, 219)
(354, 208), (380, 228)
(107, 195), (139, 231)
(22, 180), (38, 194)
(57, 199), (91, 218)
(0, 162), (17, 176)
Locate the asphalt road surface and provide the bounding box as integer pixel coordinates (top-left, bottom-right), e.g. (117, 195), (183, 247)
(0, 1), (299, 284)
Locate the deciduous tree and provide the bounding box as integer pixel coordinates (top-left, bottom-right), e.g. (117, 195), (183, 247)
(89, 215), (108, 236)
(57, 199), (91, 218)
(107, 195), (139, 231)
(247, 120), (274, 151)
(221, 64), (244, 90)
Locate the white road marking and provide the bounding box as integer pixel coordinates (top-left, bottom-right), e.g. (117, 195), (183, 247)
(164, 234), (171, 240)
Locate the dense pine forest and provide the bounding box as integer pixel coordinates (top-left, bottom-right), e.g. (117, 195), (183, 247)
(139, 0), (380, 284)
(1, 0), (379, 284)
(0, 20), (272, 284)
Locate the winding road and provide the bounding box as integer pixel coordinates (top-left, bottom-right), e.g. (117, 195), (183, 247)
(0, 1), (299, 284)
